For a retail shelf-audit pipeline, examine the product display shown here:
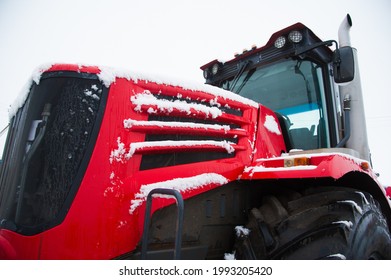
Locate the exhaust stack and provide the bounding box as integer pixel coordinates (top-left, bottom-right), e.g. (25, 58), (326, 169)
(337, 14), (371, 162)
(338, 14), (353, 47)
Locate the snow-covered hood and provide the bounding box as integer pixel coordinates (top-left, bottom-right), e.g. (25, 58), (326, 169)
(8, 63), (258, 119)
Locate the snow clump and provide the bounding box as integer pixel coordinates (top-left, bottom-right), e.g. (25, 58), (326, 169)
(235, 225), (251, 237)
(129, 173), (228, 213)
(264, 115), (281, 135)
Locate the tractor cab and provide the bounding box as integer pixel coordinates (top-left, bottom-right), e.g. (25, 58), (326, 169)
(201, 19), (359, 157)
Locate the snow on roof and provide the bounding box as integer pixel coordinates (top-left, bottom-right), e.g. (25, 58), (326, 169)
(97, 66), (259, 108)
(129, 173), (228, 214)
(8, 63), (54, 119)
(9, 63), (258, 120)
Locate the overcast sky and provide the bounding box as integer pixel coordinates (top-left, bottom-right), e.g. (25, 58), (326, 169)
(0, 0), (390, 185)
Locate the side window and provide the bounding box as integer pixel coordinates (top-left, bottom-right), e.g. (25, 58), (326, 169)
(276, 63), (329, 151)
(278, 104), (324, 150)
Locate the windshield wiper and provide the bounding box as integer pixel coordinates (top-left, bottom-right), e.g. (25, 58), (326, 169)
(295, 61), (312, 106)
(229, 61), (251, 91)
(235, 68), (256, 95)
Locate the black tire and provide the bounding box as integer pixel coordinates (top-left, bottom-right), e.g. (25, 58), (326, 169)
(234, 187), (391, 259)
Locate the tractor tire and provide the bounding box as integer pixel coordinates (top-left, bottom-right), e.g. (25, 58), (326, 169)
(234, 187), (391, 259)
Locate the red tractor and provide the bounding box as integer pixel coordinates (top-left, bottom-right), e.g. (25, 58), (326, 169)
(0, 15), (390, 259)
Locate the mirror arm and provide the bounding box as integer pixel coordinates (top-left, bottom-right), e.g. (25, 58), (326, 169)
(295, 40), (338, 56)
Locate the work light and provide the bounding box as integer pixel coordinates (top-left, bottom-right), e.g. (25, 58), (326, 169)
(288, 30), (303, 43)
(274, 36), (286, 48)
(211, 63), (219, 75)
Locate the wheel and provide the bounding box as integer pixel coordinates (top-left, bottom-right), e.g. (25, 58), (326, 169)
(233, 187), (391, 259)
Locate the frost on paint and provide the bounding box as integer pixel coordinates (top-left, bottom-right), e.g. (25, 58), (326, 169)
(264, 115), (281, 135)
(109, 137), (126, 164)
(129, 173), (228, 213)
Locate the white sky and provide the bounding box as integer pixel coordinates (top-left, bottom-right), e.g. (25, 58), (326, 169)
(0, 0), (390, 185)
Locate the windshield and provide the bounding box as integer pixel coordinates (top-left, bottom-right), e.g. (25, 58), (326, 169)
(222, 59), (330, 150)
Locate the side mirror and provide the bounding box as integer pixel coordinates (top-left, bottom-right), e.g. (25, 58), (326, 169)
(333, 46), (355, 83)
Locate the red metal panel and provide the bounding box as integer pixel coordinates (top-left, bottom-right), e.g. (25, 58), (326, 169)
(0, 230), (40, 259)
(35, 69), (258, 259)
(252, 105), (286, 160)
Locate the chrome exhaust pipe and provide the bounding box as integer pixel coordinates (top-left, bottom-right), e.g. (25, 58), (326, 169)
(338, 14), (353, 47)
(336, 14), (371, 162)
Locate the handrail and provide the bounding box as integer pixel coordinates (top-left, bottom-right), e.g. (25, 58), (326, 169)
(141, 188), (184, 260)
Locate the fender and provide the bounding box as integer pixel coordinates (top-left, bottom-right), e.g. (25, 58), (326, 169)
(240, 149), (391, 230)
(241, 149), (374, 180)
